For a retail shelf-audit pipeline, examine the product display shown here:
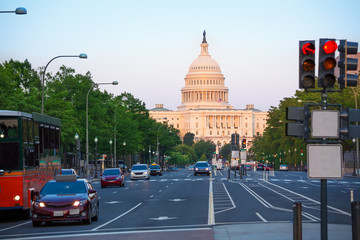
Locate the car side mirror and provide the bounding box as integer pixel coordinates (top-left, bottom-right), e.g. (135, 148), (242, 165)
(89, 189), (97, 194)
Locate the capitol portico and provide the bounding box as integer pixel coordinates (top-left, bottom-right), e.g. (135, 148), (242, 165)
(149, 32), (268, 151)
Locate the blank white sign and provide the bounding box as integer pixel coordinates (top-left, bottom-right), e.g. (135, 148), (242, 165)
(311, 110), (339, 138)
(307, 144), (343, 179)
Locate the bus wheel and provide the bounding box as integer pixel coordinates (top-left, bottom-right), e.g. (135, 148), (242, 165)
(21, 209), (31, 220)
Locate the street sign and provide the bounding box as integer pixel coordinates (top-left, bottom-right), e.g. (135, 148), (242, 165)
(231, 150), (239, 159)
(307, 144), (343, 179)
(240, 151), (247, 161)
(311, 110), (339, 138)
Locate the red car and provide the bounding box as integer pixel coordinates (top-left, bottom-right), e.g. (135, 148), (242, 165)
(101, 168), (125, 188)
(31, 175), (99, 227)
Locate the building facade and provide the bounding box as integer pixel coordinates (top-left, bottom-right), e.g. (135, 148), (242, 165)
(149, 33), (268, 151)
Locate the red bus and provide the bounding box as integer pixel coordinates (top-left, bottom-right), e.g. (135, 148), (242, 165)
(0, 110), (61, 218)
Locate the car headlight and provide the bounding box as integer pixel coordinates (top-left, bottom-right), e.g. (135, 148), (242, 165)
(101, 177), (106, 180)
(195, 168), (199, 170)
(131, 172), (135, 175)
(73, 200), (88, 207)
(34, 202), (46, 207)
(116, 176), (121, 180)
(205, 168), (209, 171)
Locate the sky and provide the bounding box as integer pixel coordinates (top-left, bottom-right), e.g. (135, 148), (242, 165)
(1, 0), (360, 112)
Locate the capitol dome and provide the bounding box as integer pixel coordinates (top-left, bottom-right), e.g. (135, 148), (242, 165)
(177, 31), (232, 111)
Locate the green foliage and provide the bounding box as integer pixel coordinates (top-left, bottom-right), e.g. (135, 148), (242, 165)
(219, 143), (232, 161)
(200, 153), (207, 161)
(183, 132), (195, 146)
(174, 144), (197, 163)
(193, 139), (216, 160)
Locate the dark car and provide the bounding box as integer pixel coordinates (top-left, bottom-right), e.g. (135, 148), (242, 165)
(59, 168), (79, 178)
(256, 164), (264, 171)
(149, 164), (162, 176)
(244, 165), (252, 171)
(194, 161), (211, 176)
(31, 175), (99, 227)
(101, 168), (125, 188)
(169, 167), (179, 171)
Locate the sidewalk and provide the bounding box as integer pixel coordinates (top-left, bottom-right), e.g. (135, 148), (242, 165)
(213, 222), (352, 240)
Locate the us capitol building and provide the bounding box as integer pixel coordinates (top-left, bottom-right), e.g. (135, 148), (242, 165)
(149, 32), (268, 151)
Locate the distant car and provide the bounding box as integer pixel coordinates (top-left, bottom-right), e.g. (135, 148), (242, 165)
(130, 164), (150, 180)
(169, 167), (179, 171)
(101, 168), (125, 188)
(194, 161), (211, 176)
(256, 164), (264, 171)
(31, 175), (99, 227)
(244, 165), (252, 171)
(59, 168), (79, 178)
(279, 164), (289, 171)
(188, 165), (194, 171)
(149, 164), (162, 176)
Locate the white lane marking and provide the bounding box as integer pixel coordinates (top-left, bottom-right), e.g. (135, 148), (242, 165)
(215, 183), (236, 215)
(208, 173), (215, 225)
(265, 181), (351, 216)
(150, 195), (154, 198)
(92, 203), (142, 231)
(105, 201), (121, 204)
(112, 191), (117, 194)
(256, 212), (267, 222)
(159, 190), (162, 192)
(149, 216), (177, 221)
(0, 221), (31, 232)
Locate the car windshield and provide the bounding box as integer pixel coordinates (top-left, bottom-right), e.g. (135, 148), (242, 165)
(132, 165), (147, 170)
(40, 181), (86, 195)
(149, 165), (160, 169)
(103, 169), (120, 175)
(195, 162), (208, 167)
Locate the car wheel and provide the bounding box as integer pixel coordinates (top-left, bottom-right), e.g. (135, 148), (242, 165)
(92, 203), (99, 221)
(83, 206), (92, 225)
(32, 221), (41, 227)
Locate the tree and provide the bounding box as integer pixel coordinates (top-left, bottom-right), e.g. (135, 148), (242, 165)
(193, 139), (216, 160)
(200, 153), (207, 161)
(174, 144), (197, 163)
(183, 132), (195, 146)
(219, 143), (232, 161)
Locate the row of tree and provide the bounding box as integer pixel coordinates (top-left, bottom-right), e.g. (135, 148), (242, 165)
(0, 59), (216, 167)
(249, 75), (360, 169)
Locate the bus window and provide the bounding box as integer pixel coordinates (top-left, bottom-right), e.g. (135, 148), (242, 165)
(39, 125), (44, 153)
(0, 142), (20, 170)
(0, 118), (18, 138)
(55, 128), (60, 148)
(28, 119), (34, 144)
(44, 125), (50, 149)
(34, 121), (39, 144)
(22, 118), (28, 144)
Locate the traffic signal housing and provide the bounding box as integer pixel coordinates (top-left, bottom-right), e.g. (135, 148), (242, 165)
(286, 106), (310, 139)
(242, 139), (246, 149)
(318, 39), (337, 88)
(299, 40), (316, 89)
(338, 40), (359, 88)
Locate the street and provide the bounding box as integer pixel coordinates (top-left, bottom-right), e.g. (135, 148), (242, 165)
(0, 168), (357, 239)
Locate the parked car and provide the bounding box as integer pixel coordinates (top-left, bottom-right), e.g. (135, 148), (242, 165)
(194, 161), (211, 176)
(279, 164), (289, 171)
(256, 164), (264, 171)
(130, 164), (150, 180)
(59, 168), (79, 178)
(188, 165), (194, 171)
(101, 168), (125, 188)
(31, 175), (99, 227)
(149, 164), (162, 176)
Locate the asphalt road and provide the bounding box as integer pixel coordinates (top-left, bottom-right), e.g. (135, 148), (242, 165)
(0, 168), (358, 239)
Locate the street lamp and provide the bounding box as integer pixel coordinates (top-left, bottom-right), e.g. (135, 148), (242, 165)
(0, 7), (27, 14)
(41, 54), (87, 114)
(94, 136), (98, 178)
(109, 139), (113, 167)
(86, 81), (118, 177)
(74, 133), (80, 175)
(353, 138), (357, 176)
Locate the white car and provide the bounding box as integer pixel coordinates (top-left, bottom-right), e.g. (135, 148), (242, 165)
(130, 164), (150, 180)
(279, 164), (289, 171)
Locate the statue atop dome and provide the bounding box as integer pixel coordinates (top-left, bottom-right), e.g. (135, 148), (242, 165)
(202, 30), (207, 43)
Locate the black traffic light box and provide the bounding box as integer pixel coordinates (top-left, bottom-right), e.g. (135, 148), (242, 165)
(340, 108), (360, 139)
(338, 40), (358, 88)
(318, 38), (337, 88)
(299, 40), (316, 89)
(286, 106), (310, 138)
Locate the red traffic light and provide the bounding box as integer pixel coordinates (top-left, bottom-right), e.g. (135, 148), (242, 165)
(302, 42), (315, 55)
(322, 40), (338, 54)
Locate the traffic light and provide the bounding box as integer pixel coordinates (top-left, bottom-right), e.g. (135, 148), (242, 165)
(242, 139), (246, 148)
(338, 40), (359, 88)
(340, 108), (360, 139)
(286, 106), (310, 138)
(231, 134), (235, 145)
(318, 39), (337, 88)
(235, 134), (239, 146)
(301, 150), (303, 156)
(299, 40), (316, 89)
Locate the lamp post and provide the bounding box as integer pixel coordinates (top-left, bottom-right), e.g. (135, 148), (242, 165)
(351, 87), (359, 175)
(109, 139), (113, 167)
(41, 54), (87, 114)
(74, 133), (80, 175)
(94, 136), (98, 178)
(86, 81), (118, 178)
(122, 141), (126, 168)
(353, 138), (357, 176)
(0, 7), (27, 14)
